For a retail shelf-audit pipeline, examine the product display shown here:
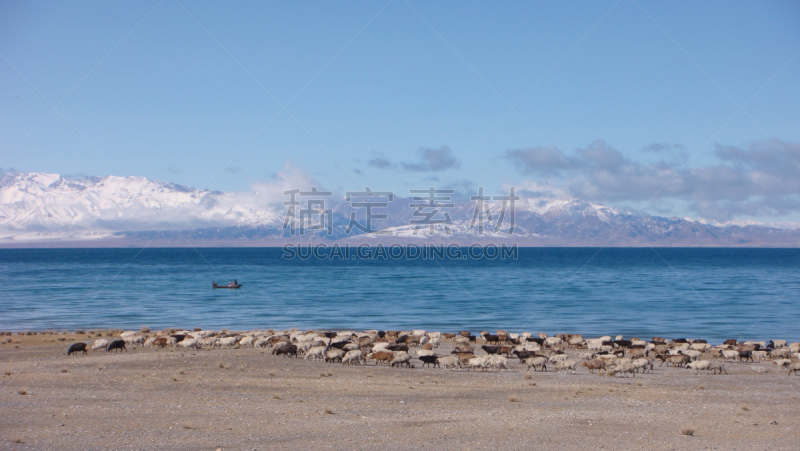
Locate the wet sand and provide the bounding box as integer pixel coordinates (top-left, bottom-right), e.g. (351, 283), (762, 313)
(1, 332), (799, 450)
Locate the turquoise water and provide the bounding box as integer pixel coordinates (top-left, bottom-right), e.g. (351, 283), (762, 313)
(0, 247), (797, 342)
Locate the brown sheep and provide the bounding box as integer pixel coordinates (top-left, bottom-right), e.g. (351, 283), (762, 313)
(367, 351), (394, 365)
(582, 359), (606, 374)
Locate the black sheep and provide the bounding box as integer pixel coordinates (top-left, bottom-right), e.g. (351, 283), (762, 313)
(67, 342), (87, 356)
(107, 339), (127, 352)
(419, 355), (439, 368)
(273, 344), (298, 358)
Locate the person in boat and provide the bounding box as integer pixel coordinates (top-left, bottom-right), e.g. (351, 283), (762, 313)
(228, 280), (233, 287)
(234, 279), (238, 286)
(212, 280), (217, 287)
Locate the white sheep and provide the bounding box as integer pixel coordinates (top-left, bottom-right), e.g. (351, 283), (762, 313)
(680, 350), (702, 361)
(708, 361), (727, 374)
(771, 348), (792, 359)
(342, 350), (363, 365)
(545, 337), (563, 347)
(324, 348), (345, 363)
(91, 338), (110, 351)
(523, 356), (548, 372)
(179, 338), (198, 349)
(254, 337), (271, 348)
(390, 352), (412, 368)
(556, 359), (578, 374)
(429, 337), (441, 348)
(549, 354), (569, 363)
(238, 336), (256, 348)
(466, 356), (489, 371)
(632, 358), (652, 373)
(614, 362), (636, 377)
(690, 343), (711, 352)
(415, 349), (435, 357)
(752, 350), (769, 361)
(305, 346), (327, 361)
(437, 355), (460, 370)
(721, 350), (740, 362)
(686, 360), (711, 374)
(125, 334), (146, 347)
(486, 355), (508, 371)
(217, 336), (239, 348)
(774, 359), (792, 368)
(586, 339), (605, 351)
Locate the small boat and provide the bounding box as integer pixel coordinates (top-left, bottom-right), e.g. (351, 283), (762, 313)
(213, 282), (241, 289)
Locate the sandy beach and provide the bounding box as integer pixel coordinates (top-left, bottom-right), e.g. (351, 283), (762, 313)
(2, 331), (799, 450)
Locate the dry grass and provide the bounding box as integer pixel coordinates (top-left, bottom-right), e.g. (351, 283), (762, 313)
(60, 368), (68, 373)
(697, 385), (706, 390)
(740, 405), (750, 411)
(5, 371), (12, 376)
(523, 372), (532, 380)
(219, 363), (228, 369)
(320, 372), (333, 377)
(680, 428), (695, 436)
(181, 422), (195, 430)
(323, 407), (335, 414)
(508, 395), (518, 402)
(18, 389), (28, 395)
(273, 395), (281, 400)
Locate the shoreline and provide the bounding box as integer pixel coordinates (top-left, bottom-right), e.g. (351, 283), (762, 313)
(2, 328), (799, 450)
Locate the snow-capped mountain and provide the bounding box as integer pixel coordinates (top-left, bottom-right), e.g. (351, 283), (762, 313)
(0, 172), (798, 246)
(0, 172), (284, 241)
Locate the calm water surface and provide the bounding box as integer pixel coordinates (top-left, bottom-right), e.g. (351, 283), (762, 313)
(0, 247), (797, 342)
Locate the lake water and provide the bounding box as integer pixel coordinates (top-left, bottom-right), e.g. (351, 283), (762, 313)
(0, 247), (797, 342)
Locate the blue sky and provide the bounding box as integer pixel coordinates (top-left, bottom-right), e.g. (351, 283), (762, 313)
(1, 1), (799, 223)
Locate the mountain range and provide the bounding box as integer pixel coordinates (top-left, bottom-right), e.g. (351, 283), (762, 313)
(1, 172), (798, 247)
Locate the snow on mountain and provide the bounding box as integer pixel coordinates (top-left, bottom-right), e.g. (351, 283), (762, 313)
(0, 171), (798, 246)
(0, 172), (283, 240)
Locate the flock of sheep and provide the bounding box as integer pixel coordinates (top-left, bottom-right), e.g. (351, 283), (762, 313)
(66, 328), (800, 377)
